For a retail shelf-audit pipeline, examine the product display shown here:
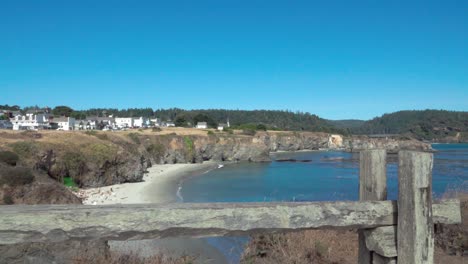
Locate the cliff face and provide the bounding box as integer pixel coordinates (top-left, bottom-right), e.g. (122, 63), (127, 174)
(0, 130), (431, 188)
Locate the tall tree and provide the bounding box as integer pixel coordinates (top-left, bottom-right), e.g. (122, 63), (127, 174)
(52, 106), (74, 117)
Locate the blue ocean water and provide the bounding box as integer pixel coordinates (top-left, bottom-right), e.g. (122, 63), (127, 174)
(181, 144), (468, 203)
(179, 144), (468, 263)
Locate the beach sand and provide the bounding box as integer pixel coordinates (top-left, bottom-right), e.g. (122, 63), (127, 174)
(76, 161), (229, 264)
(78, 162), (218, 205)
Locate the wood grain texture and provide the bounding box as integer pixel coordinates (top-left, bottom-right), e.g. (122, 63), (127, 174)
(0, 199), (459, 245)
(359, 149), (387, 264)
(398, 150), (434, 264)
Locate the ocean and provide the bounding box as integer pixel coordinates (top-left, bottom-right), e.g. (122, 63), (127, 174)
(178, 144), (468, 263)
(180, 144), (468, 203)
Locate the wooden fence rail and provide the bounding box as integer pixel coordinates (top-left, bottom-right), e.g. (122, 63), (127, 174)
(0, 150), (462, 264)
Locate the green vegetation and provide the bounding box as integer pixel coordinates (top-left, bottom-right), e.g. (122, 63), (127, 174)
(62, 151), (87, 178)
(0, 104), (20, 111)
(207, 130), (215, 136)
(350, 110), (468, 140)
(183, 136), (195, 162)
(84, 143), (117, 164)
(175, 115), (189, 127)
(146, 143), (166, 161)
(127, 133), (141, 144)
(84, 130), (98, 136)
(0, 167), (34, 187)
(63, 176), (78, 188)
(0, 151), (19, 166)
(52, 105), (74, 117)
(152, 127), (162, 132)
(3, 194), (14, 205)
(9, 141), (38, 158)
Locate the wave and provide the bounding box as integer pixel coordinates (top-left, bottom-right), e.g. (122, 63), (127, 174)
(176, 186), (184, 202)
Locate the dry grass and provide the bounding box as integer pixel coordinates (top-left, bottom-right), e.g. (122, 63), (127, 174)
(241, 230), (358, 264)
(71, 252), (195, 264)
(242, 191), (468, 263)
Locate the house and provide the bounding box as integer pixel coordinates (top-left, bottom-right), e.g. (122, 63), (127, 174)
(53, 117), (76, 131)
(163, 121), (175, 127)
(10, 112), (52, 130)
(115, 117), (134, 128)
(196, 122), (208, 129)
(133, 117), (149, 128)
(85, 116), (116, 130)
(73, 120), (85, 130)
(217, 123), (227, 131)
(150, 118), (161, 127)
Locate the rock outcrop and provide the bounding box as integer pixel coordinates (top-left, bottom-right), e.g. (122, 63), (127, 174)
(0, 131), (431, 188)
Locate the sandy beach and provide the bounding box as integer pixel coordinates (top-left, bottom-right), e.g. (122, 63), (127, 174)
(75, 161), (229, 264)
(77, 162), (219, 205)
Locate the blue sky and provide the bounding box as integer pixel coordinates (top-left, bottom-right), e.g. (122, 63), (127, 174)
(1, 0), (467, 120)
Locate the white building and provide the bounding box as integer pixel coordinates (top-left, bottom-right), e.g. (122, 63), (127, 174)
(115, 117), (134, 128)
(196, 122), (208, 129)
(54, 117), (76, 131)
(85, 116), (116, 130)
(74, 120), (85, 130)
(133, 117), (149, 128)
(217, 123), (227, 131)
(164, 121), (175, 127)
(150, 118), (161, 127)
(10, 112), (51, 130)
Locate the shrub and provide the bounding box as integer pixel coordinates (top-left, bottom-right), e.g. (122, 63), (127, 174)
(0, 151), (19, 166)
(183, 136), (195, 162)
(152, 127), (162, 132)
(146, 143), (166, 161)
(3, 194), (14, 205)
(63, 176), (78, 188)
(207, 131), (215, 136)
(256, 124), (267, 131)
(85, 144), (116, 164)
(9, 141), (38, 158)
(95, 133), (109, 141)
(0, 167), (35, 186)
(84, 130), (98, 136)
(128, 133), (141, 144)
(62, 151), (87, 178)
(20, 130), (42, 139)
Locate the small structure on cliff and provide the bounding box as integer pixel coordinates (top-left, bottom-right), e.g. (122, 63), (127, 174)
(196, 122), (208, 129)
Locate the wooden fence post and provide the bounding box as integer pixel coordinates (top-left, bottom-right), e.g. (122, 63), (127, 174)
(358, 149), (387, 264)
(398, 151), (434, 264)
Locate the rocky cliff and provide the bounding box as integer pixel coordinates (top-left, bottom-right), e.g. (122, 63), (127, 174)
(0, 130), (431, 189)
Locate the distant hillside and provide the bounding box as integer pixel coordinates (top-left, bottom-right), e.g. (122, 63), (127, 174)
(151, 108), (343, 133)
(351, 110), (468, 141)
(327, 120), (365, 130)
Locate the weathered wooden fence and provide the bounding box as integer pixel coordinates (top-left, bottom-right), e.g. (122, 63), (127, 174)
(0, 150), (462, 263)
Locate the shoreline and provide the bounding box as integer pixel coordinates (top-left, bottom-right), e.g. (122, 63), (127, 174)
(77, 161), (219, 205)
(76, 161), (229, 264)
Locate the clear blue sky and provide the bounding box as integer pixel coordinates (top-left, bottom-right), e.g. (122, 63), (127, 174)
(1, 0), (467, 120)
